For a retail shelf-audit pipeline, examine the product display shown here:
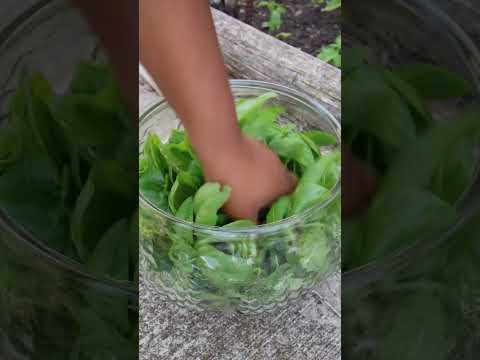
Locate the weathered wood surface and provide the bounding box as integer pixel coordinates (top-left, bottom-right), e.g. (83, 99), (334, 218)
(139, 9), (341, 120)
(139, 77), (341, 360)
(212, 8), (341, 120)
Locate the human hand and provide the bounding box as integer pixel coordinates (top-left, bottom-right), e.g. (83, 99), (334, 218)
(342, 146), (378, 218)
(201, 135), (298, 222)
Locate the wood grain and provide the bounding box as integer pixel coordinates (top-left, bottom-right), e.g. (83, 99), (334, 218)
(212, 8), (341, 120)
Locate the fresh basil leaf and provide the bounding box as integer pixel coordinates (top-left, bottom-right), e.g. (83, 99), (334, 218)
(168, 172), (200, 213)
(143, 133), (168, 173)
(291, 183), (331, 214)
(71, 166), (133, 260)
(168, 129), (186, 144)
(237, 92), (278, 124)
(139, 166), (167, 210)
(383, 69), (432, 129)
(382, 113), (480, 194)
(0, 124), (20, 171)
(300, 151), (340, 190)
(268, 132), (315, 169)
(173, 196), (195, 244)
(161, 139), (193, 174)
(393, 63), (472, 100)
(250, 264), (304, 299)
(87, 218), (130, 280)
(223, 220), (256, 229)
(343, 65), (417, 149)
(429, 136), (478, 204)
(168, 237), (197, 274)
(299, 225), (330, 273)
(53, 94), (127, 160)
(363, 188), (456, 262)
(196, 244), (258, 289)
(216, 213), (231, 226)
(304, 130), (337, 146)
(193, 183), (231, 226)
(266, 196), (291, 223)
(70, 62), (112, 95)
(176, 196), (194, 222)
(241, 106), (284, 142)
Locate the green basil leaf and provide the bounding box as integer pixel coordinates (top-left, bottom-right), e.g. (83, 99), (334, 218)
(168, 172), (200, 213)
(343, 65), (417, 149)
(196, 244), (258, 289)
(70, 62), (112, 95)
(87, 218), (130, 280)
(363, 188), (456, 262)
(237, 92), (278, 123)
(223, 220), (256, 229)
(139, 166), (167, 210)
(241, 106), (284, 142)
(193, 183), (231, 226)
(300, 150), (340, 190)
(299, 225), (330, 273)
(393, 63), (472, 100)
(266, 196), (291, 223)
(268, 132), (315, 169)
(291, 183), (331, 214)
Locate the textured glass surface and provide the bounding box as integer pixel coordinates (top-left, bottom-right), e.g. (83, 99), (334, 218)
(139, 81), (341, 313)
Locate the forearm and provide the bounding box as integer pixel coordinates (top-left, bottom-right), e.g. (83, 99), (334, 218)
(71, 0), (137, 113)
(139, 0), (242, 163)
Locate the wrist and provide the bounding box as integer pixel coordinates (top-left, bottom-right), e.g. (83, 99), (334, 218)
(195, 131), (248, 175)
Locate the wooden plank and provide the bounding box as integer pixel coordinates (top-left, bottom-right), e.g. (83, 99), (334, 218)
(212, 8), (341, 120)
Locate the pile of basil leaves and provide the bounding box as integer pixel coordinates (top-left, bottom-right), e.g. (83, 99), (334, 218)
(139, 92), (341, 310)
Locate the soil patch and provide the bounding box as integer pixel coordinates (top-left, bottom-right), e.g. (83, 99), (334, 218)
(219, 0), (341, 57)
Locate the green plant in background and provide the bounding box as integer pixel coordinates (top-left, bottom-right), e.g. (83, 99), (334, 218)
(317, 35), (341, 68)
(140, 92), (341, 307)
(312, 0), (341, 11)
(258, 0), (287, 33)
(276, 32), (292, 40)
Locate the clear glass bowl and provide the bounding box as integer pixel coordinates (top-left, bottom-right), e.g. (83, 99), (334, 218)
(139, 80), (341, 313)
(0, 1), (137, 358)
(343, 0), (480, 290)
(342, 1), (480, 358)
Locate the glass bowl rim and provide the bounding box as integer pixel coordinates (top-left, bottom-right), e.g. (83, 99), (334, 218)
(139, 79), (342, 236)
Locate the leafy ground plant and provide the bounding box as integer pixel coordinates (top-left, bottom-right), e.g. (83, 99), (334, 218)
(317, 35), (341, 68)
(139, 92), (341, 310)
(312, 0), (341, 11)
(258, 0), (287, 33)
